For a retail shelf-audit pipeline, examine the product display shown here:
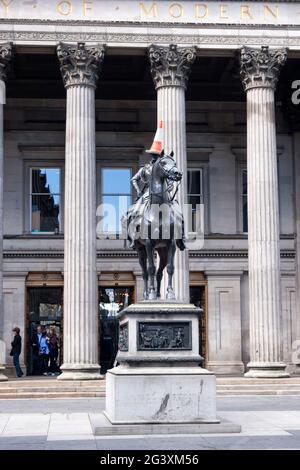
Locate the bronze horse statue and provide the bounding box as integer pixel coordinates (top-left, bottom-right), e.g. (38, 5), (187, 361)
(123, 150), (185, 300)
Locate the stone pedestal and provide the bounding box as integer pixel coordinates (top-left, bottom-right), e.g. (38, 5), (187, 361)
(108, 302), (215, 424)
(94, 302), (241, 434)
(240, 46), (289, 378)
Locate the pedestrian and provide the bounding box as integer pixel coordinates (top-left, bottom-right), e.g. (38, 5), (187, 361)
(31, 324), (42, 375)
(10, 327), (24, 378)
(39, 326), (50, 376)
(47, 325), (59, 375)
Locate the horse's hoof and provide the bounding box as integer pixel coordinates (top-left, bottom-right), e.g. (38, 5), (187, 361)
(166, 290), (176, 300)
(148, 290), (157, 300)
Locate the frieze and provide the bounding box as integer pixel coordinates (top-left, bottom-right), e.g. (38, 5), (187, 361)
(1, 30), (300, 48)
(2, 250), (295, 259)
(138, 322), (192, 350)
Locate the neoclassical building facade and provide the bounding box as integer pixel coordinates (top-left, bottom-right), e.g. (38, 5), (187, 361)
(0, 0), (299, 379)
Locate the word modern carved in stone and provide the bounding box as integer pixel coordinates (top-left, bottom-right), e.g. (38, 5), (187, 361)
(119, 324), (128, 352)
(0, 2), (296, 26)
(138, 322), (191, 350)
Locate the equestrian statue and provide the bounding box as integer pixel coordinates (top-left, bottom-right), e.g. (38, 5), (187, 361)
(122, 121), (186, 301)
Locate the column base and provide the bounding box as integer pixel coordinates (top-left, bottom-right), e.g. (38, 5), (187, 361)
(245, 362), (290, 378)
(57, 363), (103, 381)
(0, 366), (8, 381)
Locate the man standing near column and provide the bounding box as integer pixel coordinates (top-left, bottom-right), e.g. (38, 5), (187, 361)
(0, 43), (12, 381)
(240, 45), (289, 378)
(57, 42), (105, 380)
(148, 44), (197, 303)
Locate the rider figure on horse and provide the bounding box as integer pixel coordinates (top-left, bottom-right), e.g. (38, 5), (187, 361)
(122, 121), (186, 300)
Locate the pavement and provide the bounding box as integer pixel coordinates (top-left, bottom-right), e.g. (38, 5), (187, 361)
(0, 396), (300, 450)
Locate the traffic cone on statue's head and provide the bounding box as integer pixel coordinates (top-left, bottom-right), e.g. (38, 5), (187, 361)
(146, 120), (164, 155)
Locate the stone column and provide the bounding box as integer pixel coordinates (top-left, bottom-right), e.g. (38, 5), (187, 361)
(148, 44), (196, 303)
(240, 46), (289, 377)
(293, 132), (300, 371)
(0, 43), (12, 381)
(57, 42), (105, 380)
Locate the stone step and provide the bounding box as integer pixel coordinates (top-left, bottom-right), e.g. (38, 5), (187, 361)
(216, 377), (300, 384)
(0, 387), (105, 393)
(1, 376), (300, 399)
(0, 391), (106, 399)
(217, 389), (300, 396)
(0, 379), (105, 388)
(217, 384), (300, 390)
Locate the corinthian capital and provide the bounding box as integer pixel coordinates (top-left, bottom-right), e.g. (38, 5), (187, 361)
(0, 42), (13, 82)
(148, 44), (197, 90)
(57, 42), (106, 89)
(240, 46), (287, 91)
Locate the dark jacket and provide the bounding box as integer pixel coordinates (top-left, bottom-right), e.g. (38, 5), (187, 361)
(31, 332), (42, 356)
(11, 334), (22, 356)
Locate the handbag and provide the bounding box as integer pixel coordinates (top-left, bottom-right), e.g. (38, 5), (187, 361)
(9, 349), (13, 356)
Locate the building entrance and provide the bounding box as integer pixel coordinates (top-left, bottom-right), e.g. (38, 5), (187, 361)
(189, 272), (207, 365)
(26, 286), (63, 375)
(99, 286), (134, 374)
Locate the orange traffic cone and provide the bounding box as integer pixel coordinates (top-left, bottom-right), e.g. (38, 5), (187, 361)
(146, 120), (164, 155)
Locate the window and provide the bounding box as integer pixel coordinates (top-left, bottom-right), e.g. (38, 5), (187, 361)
(187, 169), (203, 233)
(30, 168), (61, 233)
(241, 169), (248, 233)
(100, 168), (132, 235)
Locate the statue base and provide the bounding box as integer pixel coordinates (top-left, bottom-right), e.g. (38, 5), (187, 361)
(94, 302), (240, 433)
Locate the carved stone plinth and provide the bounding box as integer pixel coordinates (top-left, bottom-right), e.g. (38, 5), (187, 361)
(101, 302), (222, 427)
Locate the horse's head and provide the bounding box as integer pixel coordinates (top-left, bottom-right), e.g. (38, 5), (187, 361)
(157, 151), (182, 182)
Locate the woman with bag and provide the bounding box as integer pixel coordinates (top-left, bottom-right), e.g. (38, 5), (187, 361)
(10, 327), (24, 378)
(47, 325), (59, 375)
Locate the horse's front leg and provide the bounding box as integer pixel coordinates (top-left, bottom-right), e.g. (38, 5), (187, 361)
(145, 239), (156, 300)
(137, 245), (148, 300)
(156, 248), (167, 299)
(166, 240), (176, 300)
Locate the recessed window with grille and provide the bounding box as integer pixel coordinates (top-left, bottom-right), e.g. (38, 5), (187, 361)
(30, 168), (61, 233)
(187, 169), (203, 233)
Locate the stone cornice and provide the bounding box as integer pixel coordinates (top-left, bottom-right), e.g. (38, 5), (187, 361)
(57, 42), (105, 89)
(149, 44), (197, 89)
(0, 42), (13, 82)
(3, 250), (295, 259)
(240, 45), (287, 91)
